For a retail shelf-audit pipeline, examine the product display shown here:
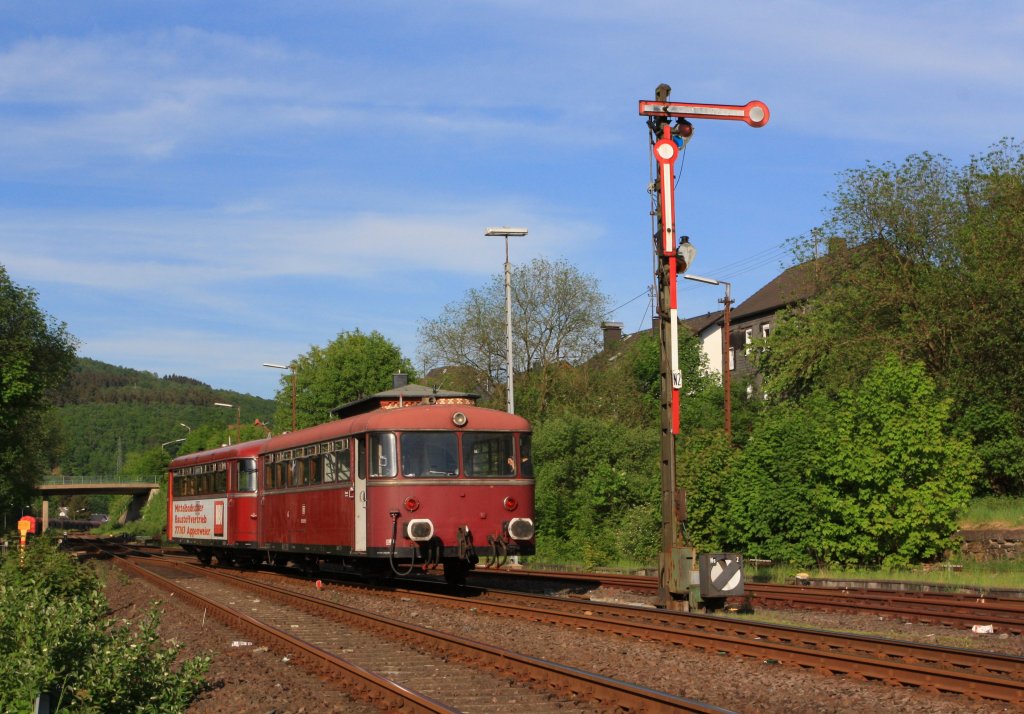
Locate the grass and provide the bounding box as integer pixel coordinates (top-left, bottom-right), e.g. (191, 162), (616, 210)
(747, 560), (1023, 591)
(960, 496), (1024, 529)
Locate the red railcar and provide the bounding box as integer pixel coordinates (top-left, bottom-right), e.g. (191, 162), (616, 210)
(168, 387), (535, 584)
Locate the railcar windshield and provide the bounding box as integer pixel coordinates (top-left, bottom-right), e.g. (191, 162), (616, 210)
(238, 458), (257, 492)
(401, 432), (459, 477)
(463, 432), (516, 477)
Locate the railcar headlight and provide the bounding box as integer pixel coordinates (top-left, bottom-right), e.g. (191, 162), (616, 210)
(507, 517), (534, 541)
(405, 518), (434, 541)
(452, 412), (468, 427)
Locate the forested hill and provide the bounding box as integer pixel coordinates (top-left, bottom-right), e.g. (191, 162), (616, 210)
(54, 358), (275, 476)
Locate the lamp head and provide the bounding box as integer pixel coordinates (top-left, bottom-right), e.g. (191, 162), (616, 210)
(485, 227), (528, 237)
(676, 237), (696, 272)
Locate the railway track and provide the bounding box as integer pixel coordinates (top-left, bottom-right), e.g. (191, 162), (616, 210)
(82, 541), (1024, 709)
(469, 567), (1024, 634)
(371, 577), (1024, 706)
(99, 544), (727, 713)
(129, 552), (1024, 707)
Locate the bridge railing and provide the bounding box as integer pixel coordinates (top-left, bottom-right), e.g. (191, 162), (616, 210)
(41, 474), (163, 486)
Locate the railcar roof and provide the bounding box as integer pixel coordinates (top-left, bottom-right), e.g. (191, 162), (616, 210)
(329, 383), (479, 420)
(264, 403), (529, 453)
(169, 439), (265, 468)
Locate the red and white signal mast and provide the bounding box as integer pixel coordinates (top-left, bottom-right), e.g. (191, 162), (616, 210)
(639, 84), (769, 609)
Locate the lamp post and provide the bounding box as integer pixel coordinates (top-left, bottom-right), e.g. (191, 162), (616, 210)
(684, 274), (733, 436)
(214, 402), (240, 444)
(263, 362), (296, 431)
(485, 227), (528, 414)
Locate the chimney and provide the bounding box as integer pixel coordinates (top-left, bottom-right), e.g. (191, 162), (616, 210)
(601, 321), (624, 350)
(392, 373), (409, 389)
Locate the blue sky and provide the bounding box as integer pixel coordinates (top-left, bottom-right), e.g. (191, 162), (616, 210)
(2, 2), (1021, 399)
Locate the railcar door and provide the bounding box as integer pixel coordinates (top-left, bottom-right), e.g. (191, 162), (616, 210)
(354, 434), (367, 552)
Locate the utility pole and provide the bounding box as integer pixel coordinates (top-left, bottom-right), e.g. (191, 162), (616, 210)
(640, 85), (768, 610)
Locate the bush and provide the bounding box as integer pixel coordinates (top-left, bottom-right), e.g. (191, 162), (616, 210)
(0, 537), (208, 712)
(704, 357), (980, 568)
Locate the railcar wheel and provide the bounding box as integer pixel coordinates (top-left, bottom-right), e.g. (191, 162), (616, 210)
(196, 550), (213, 566)
(443, 559), (470, 586)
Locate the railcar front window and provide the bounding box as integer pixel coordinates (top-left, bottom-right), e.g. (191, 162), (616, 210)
(370, 433), (396, 478)
(463, 432), (515, 477)
(401, 432), (458, 477)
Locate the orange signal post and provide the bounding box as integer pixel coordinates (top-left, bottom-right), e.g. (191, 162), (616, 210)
(640, 84), (769, 610)
(17, 516), (35, 563)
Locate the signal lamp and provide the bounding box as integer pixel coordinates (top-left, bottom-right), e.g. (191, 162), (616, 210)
(404, 497), (420, 512)
(503, 496), (518, 511)
(672, 118), (693, 138)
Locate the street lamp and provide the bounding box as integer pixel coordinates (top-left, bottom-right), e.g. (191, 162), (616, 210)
(214, 402), (240, 444)
(684, 273), (733, 436)
(485, 226), (528, 414)
(263, 362), (296, 431)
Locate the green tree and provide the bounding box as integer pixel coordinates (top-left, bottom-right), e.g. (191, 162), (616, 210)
(757, 141), (1024, 493)
(708, 357), (979, 567)
(0, 265), (78, 527)
(273, 329), (415, 429)
(418, 257), (609, 410)
(814, 357), (979, 567)
(532, 415), (659, 565)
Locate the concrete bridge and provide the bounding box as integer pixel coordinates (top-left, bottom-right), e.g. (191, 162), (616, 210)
(37, 475), (161, 532)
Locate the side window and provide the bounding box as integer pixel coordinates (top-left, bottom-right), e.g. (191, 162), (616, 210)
(369, 433), (396, 478)
(308, 456), (321, 485)
(290, 459), (306, 487)
(518, 434), (533, 478)
(324, 440), (351, 483)
(356, 436), (366, 480)
(337, 439), (351, 481)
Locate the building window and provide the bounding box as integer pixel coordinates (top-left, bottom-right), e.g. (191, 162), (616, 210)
(729, 347), (736, 371)
(761, 322), (770, 338)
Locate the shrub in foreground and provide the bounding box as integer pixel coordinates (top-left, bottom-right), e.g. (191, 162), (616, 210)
(0, 537), (208, 713)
